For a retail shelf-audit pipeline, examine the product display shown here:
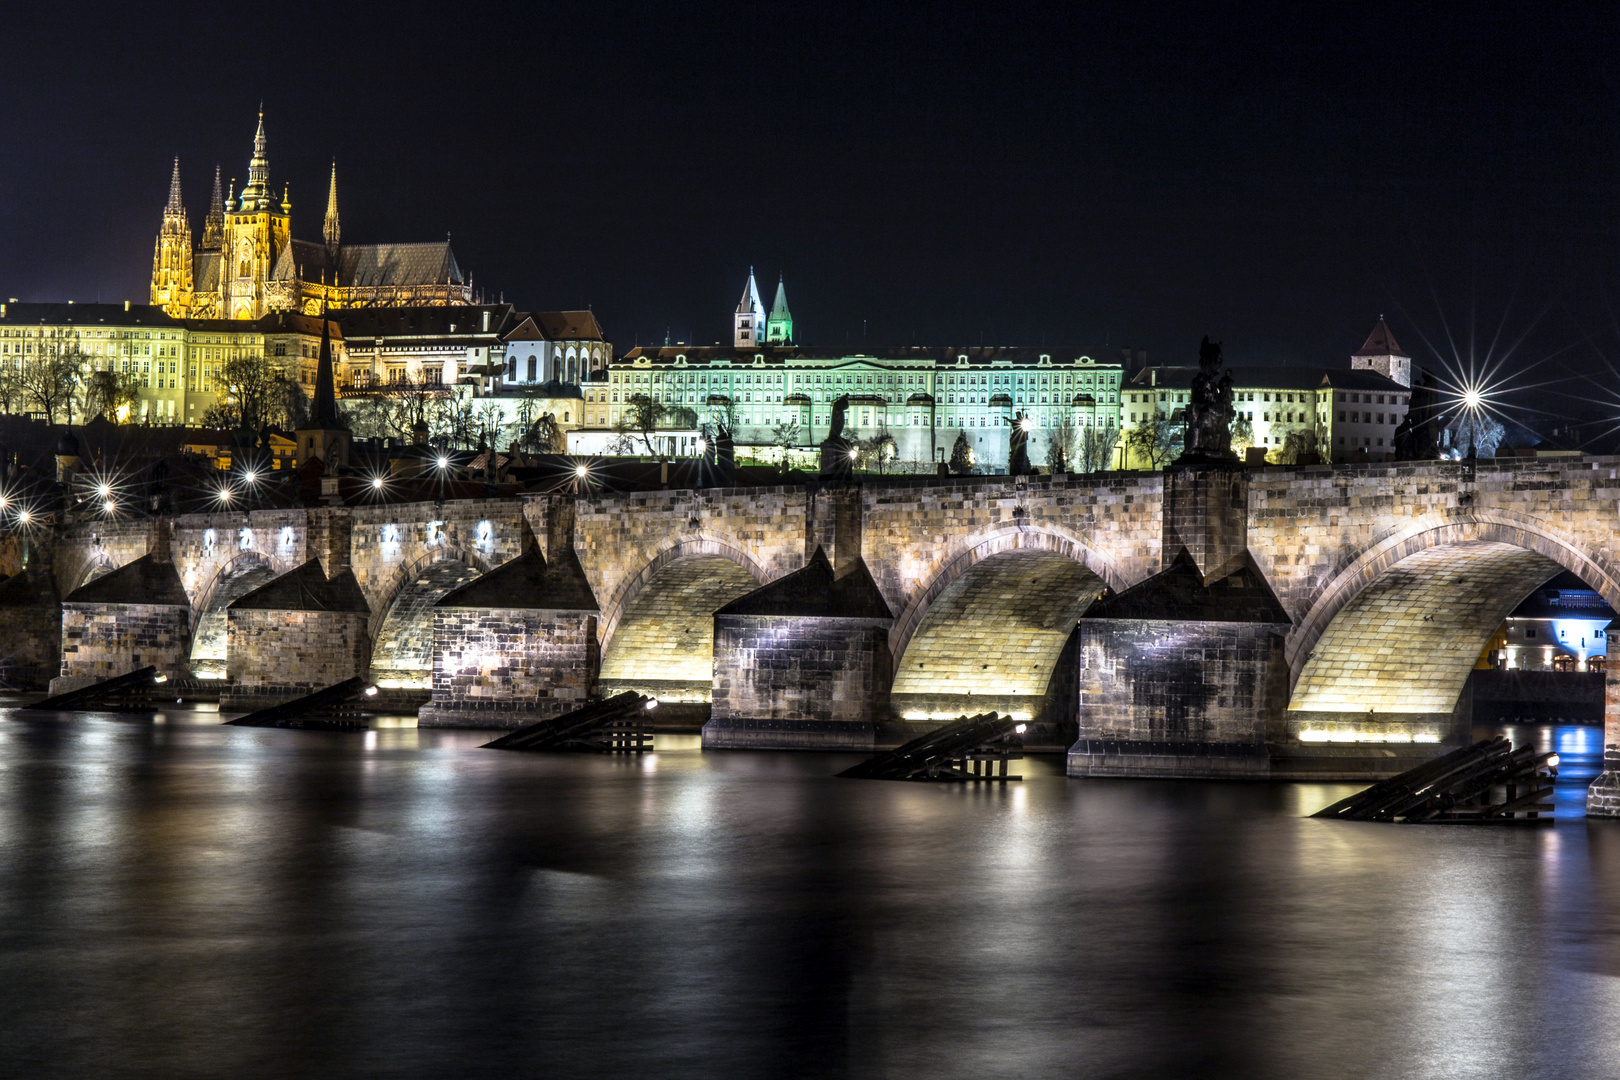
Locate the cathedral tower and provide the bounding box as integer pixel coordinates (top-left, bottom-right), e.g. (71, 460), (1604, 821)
(201, 165), (225, 250)
(734, 268), (766, 348)
(150, 157), (194, 316)
(766, 274), (793, 344)
(323, 162), (341, 256)
(221, 108), (292, 319)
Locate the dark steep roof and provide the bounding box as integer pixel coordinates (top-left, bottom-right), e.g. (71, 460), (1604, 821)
(535, 311), (605, 342)
(274, 240), (463, 288)
(229, 559), (371, 613)
(64, 554), (190, 607)
(436, 545), (599, 611)
(716, 547), (893, 620)
(1355, 318), (1407, 358)
(1085, 549), (1290, 624)
(0, 567), (58, 609)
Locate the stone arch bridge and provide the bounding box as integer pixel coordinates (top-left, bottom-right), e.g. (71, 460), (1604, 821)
(19, 457), (1620, 815)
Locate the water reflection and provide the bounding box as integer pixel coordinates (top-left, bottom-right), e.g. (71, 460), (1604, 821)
(0, 710), (1617, 1078)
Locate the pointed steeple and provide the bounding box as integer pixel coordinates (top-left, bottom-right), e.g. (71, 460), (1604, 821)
(734, 267), (766, 347)
(313, 308), (342, 429)
(202, 164), (225, 248)
(323, 161), (341, 253)
(766, 274), (793, 344)
(241, 104), (271, 209)
(1355, 316), (1406, 360)
(165, 157), (184, 213)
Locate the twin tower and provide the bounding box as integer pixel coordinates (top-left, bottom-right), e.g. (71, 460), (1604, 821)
(734, 268), (793, 348)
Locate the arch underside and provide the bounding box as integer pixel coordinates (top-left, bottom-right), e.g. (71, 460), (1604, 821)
(890, 550), (1103, 721)
(189, 559), (279, 678)
(371, 559), (482, 688)
(597, 555), (759, 702)
(1289, 541), (1564, 729)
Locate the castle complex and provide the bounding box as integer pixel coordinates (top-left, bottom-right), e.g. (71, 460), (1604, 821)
(151, 110), (473, 320)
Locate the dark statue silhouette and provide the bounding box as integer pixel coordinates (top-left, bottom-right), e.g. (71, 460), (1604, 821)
(820, 393), (854, 481)
(1178, 336), (1237, 463)
(1007, 412), (1032, 475)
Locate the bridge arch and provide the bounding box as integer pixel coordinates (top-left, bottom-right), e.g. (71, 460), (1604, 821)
(888, 526), (1115, 723)
(187, 552), (282, 678)
(1285, 513), (1619, 736)
(368, 545), (489, 688)
(596, 537), (767, 702)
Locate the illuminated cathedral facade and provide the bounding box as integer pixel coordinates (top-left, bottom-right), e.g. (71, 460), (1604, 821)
(151, 110), (476, 320)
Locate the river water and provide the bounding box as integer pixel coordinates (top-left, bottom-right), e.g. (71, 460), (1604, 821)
(1, 709), (1617, 1079)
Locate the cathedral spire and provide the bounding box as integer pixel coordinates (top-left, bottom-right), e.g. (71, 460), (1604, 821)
(202, 165), (224, 248)
(733, 267), (766, 348)
(323, 161), (341, 253)
(165, 157), (184, 213)
(241, 104), (271, 209)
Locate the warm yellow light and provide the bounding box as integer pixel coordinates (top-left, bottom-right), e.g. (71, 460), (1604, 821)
(372, 476), (385, 489)
(17, 509), (30, 523)
(102, 500), (115, 514)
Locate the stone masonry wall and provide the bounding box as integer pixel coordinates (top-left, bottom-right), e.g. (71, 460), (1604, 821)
(59, 603), (191, 682)
(422, 608), (598, 727)
(711, 615), (891, 726)
(1076, 619), (1289, 745)
(0, 604), (62, 689)
(225, 609), (370, 694)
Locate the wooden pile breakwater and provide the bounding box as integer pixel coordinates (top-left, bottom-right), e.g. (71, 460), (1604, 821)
(839, 712), (1024, 782)
(1313, 736), (1558, 824)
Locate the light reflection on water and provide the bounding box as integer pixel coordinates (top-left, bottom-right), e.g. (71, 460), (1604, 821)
(0, 708), (1616, 1079)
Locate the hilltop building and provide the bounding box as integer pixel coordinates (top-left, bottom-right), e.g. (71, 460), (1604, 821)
(151, 109), (475, 321)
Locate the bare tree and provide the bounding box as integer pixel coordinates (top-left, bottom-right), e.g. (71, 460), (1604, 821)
(20, 337), (83, 424)
(200, 351), (301, 431)
(1077, 423), (1120, 473)
(626, 393), (668, 459)
(80, 370), (142, 422)
(1048, 413), (1077, 473)
(1124, 417), (1182, 469)
(771, 419), (801, 473)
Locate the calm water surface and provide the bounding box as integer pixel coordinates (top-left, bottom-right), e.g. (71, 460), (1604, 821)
(1, 708), (1617, 1080)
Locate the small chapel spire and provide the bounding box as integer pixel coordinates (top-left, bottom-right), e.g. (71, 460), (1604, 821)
(323, 161), (341, 253)
(767, 274), (793, 345)
(242, 104), (271, 208)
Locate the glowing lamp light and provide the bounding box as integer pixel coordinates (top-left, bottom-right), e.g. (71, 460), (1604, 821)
(696, 438), (707, 453)
(849, 447), (859, 460)
(364, 686), (379, 697)
(372, 476), (385, 490)
(436, 455), (450, 469)
(0, 495), (10, 511)
(1463, 389), (1483, 410)
(644, 698), (659, 710)
(575, 464), (589, 478)
(96, 483), (111, 498)
(1014, 723), (1027, 734)
(1019, 417), (1034, 432)
(18, 509), (33, 524)
(102, 500), (115, 514)
(242, 469), (258, 484)
(1547, 754), (1561, 767)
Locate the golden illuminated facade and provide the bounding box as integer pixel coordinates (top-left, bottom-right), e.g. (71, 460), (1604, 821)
(151, 110), (475, 321)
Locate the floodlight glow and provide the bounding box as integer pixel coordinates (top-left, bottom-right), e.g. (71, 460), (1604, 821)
(96, 483), (111, 498)
(436, 455), (449, 469)
(364, 686), (379, 697)
(575, 464), (589, 478)
(1015, 723), (1027, 734)
(1019, 417), (1033, 431)
(372, 476), (385, 489)
(849, 448), (859, 460)
(242, 469), (258, 484)
(17, 509), (30, 524)
(1547, 754), (1560, 767)
(696, 437), (707, 453)
(1463, 389), (1483, 410)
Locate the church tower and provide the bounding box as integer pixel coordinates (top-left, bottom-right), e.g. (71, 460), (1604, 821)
(766, 275), (793, 344)
(734, 268), (766, 348)
(1351, 317), (1412, 388)
(150, 158), (194, 316)
(201, 165), (225, 251)
(323, 162), (341, 256)
(221, 107), (292, 319)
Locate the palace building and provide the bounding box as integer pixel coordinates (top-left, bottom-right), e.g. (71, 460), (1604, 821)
(151, 110), (476, 321)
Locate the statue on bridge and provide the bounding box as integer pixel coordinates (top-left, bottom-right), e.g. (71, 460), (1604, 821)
(1007, 412), (1032, 476)
(820, 394), (854, 481)
(1394, 370), (1443, 461)
(1178, 336), (1237, 464)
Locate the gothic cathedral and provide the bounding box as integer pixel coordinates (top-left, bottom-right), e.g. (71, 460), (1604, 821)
(151, 110), (476, 320)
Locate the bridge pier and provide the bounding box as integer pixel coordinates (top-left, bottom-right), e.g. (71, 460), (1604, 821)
(0, 563), (61, 690)
(54, 563), (192, 695)
(418, 545), (600, 728)
(703, 547), (893, 750)
(1585, 669), (1620, 817)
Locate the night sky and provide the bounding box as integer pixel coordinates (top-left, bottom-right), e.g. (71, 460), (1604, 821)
(3, 2), (1617, 416)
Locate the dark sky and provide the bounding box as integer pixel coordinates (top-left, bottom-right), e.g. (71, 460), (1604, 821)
(3, 1), (1617, 397)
